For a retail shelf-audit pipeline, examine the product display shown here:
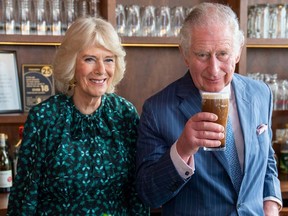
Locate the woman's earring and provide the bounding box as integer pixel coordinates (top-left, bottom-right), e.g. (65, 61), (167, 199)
(68, 78), (76, 90)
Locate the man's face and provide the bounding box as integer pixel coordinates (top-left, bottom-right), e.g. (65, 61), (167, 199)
(182, 25), (241, 92)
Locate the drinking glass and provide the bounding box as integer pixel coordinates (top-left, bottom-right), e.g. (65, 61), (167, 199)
(268, 74), (278, 110)
(286, 5), (288, 38)
(171, 6), (185, 37)
(19, 0), (32, 35)
(276, 79), (287, 110)
(76, 0), (90, 18)
(0, 0), (5, 34)
(156, 6), (171, 37)
(4, 0), (16, 34)
(140, 5), (156, 36)
(201, 92), (229, 151)
(61, 0), (76, 34)
(254, 4), (269, 38)
(115, 4), (126, 36)
(247, 5), (256, 38)
(126, 4), (140, 36)
(269, 4), (286, 39)
(277, 4), (286, 39)
(51, 0), (61, 35)
(90, 0), (98, 17)
(32, 0), (47, 35)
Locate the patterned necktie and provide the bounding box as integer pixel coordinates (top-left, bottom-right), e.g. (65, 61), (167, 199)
(224, 118), (243, 193)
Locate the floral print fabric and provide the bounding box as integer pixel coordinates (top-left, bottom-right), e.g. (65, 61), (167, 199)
(7, 94), (148, 216)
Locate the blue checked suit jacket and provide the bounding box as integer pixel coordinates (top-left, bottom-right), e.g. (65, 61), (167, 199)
(136, 72), (282, 216)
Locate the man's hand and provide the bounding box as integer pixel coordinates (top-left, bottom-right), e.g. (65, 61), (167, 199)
(176, 112), (225, 162)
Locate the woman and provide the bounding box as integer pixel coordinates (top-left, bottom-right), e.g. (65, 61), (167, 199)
(7, 17), (148, 215)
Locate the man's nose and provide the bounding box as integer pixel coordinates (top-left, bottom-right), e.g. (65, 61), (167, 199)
(208, 55), (220, 75)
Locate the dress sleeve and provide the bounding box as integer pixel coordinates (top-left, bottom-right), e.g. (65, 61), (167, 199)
(7, 108), (45, 215)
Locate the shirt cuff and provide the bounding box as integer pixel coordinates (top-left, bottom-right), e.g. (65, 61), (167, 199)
(170, 141), (195, 179)
(263, 196), (283, 211)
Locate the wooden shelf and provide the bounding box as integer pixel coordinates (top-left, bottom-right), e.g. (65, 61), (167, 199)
(0, 114), (27, 124)
(121, 36), (179, 47)
(0, 35), (180, 47)
(0, 35), (63, 46)
(273, 110), (288, 118)
(247, 38), (288, 48)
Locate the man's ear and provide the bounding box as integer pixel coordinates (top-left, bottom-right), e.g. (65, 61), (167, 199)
(235, 45), (244, 63)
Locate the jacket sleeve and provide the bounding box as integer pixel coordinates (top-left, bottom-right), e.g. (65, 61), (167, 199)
(136, 100), (188, 208)
(263, 84), (282, 204)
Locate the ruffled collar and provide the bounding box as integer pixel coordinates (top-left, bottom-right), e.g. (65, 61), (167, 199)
(64, 95), (112, 140)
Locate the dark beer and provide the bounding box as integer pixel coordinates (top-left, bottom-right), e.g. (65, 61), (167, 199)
(201, 92), (229, 150)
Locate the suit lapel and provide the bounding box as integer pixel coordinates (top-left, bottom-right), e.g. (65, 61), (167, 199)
(177, 72), (202, 119)
(177, 72), (230, 174)
(232, 77), (253, 175)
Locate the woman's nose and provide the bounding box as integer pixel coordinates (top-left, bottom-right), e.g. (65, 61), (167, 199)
(94, 60), (105, 74)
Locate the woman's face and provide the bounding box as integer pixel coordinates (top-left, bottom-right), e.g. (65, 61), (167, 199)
(73, 46), (115, 100)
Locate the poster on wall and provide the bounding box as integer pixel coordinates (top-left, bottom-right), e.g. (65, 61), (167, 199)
(0, 51), (22, 113)
(22, 64), (55, 112)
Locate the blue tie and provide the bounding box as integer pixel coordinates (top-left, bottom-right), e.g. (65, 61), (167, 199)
(224, 118), (243, 193)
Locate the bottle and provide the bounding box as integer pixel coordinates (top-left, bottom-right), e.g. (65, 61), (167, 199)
(13, 126), (23, 177)
(0, 133), (13, 193)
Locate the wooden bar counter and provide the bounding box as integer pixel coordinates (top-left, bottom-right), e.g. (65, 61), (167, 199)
(1, 179), (288, 216)
(280, 173), (288, 200)
(0, 193), (8, 216)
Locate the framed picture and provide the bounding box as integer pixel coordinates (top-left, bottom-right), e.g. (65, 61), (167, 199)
(22, 64), (55, 112)
(0, 51), (22, 113)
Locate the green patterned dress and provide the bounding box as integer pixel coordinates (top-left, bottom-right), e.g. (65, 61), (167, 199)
(7, 94), (149, 216)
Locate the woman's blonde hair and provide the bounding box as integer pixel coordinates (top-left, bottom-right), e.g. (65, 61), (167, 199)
(53, 16), (126, 95)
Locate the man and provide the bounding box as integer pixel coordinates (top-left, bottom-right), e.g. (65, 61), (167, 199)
(136, 3), (282, 215)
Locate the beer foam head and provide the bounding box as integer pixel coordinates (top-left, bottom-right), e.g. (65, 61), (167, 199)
(201, 92), (229, 99)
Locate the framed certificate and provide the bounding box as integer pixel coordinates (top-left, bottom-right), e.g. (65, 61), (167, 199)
(0, 51), (22, 113)
(22, 64), (55, 112)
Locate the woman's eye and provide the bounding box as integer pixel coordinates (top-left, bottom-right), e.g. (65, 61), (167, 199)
(84, 57), (95, 63)
(105, 58), (114, 63)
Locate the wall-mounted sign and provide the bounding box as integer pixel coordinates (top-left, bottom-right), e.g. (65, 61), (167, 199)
(22, 64), (55, 112)
(0, 51), (22, 113)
